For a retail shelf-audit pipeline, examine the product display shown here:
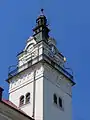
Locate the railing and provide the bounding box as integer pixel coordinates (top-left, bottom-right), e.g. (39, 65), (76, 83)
(8, 67), (18, 78)
(8, 44), (74, 81)
(43, 53), (73, 80)
(60, 66), (73, 80)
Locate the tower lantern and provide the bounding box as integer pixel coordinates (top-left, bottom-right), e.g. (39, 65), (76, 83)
(33, 9), (50, 42)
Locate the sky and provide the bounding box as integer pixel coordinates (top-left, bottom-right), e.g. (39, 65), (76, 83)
(0, 0), (90, 120)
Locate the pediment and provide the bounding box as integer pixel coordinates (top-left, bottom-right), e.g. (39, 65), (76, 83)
(24, 36), (36, 52)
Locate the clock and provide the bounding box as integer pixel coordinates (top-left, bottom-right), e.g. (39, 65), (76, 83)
(49, 45), (56, 57)
(51, 45), (56, 54)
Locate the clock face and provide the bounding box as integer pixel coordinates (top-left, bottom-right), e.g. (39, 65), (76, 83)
(49, 45), (56, 57)
(51, 45), (56, 54)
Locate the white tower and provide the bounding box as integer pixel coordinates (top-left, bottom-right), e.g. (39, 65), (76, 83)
(7, 9), (75, 120)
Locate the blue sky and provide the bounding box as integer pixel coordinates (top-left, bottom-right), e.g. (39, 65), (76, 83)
(0, 0), (90, 120)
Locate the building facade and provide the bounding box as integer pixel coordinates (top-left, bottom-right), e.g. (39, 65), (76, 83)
(2, 9), (75, 120)
(0, 87), (33, 120)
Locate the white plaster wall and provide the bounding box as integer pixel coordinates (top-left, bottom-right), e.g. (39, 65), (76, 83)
(9, 63), (44, 120)
(43, 63), (72, 120)
(43, 78), (72, 120)
(44, 63), (72, 96)
(18, 77), (43, 120)
(9, 55), (72, 120)
(35, 77), (43, 120)
(9, 81), (33, 117)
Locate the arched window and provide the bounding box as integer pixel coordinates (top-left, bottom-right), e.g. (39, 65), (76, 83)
(53, 94), (57, 104)
(59, 97), (62, 108)
(25, 93), (30, 104)
(20, 95), (24, 106)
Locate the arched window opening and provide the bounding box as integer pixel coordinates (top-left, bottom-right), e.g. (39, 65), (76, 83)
(59, 97), (62, 108)
(20, 95), (24, 106)
(53, 94), (57, 104)
(25, 93), (30, 104)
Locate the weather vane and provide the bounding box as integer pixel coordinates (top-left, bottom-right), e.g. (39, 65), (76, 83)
(41, 8), (44, 15)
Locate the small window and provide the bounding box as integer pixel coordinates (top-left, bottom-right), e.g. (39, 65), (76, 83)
(53, 94), (57, 104)
(25, 93), (30, 104)
(59, 97), (62, 108)
(20, 95), (24, 106)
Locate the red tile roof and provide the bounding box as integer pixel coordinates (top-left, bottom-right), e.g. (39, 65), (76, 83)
(2, 99), (27, 115)
(1, 99), (34, 120)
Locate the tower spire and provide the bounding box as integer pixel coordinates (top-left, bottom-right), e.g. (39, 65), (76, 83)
(33, 9), (50, 42)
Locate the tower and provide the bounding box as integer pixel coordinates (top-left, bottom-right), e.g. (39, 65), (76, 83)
(7, 9), (75, 120)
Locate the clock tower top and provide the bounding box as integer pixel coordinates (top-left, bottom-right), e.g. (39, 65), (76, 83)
(7, 9), (74, 84)
(33, 9), (50, 43)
